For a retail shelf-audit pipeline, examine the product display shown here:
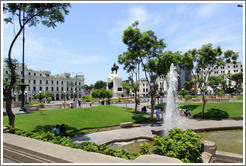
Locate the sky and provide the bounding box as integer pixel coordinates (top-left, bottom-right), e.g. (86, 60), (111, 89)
(2, 1), (244, 85)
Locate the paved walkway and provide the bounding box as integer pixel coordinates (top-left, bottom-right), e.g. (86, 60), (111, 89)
(71, 118), (243, 145)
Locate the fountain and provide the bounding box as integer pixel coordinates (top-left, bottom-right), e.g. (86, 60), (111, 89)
(151, 63), (183, 136)
(162, 63), (182, 135)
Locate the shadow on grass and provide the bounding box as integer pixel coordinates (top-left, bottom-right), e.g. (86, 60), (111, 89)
(32, 125), (77, 133)
(131, 113), (149, 123)
(193, 108), (229, 120)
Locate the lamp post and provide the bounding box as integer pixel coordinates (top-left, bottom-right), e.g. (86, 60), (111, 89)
(19, 7), (29, 113)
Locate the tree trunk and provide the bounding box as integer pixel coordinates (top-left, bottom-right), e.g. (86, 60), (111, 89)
(150, 95), (155, 121)
(5, 92), (15, 127)
(134, 92), (138, 112)
(202, 94), (206, 119)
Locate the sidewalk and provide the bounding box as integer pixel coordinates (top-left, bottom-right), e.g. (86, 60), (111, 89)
(71, 118), (243, 145)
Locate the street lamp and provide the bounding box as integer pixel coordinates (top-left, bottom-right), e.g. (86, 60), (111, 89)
(18, 6), (29, 113)
(73, 90), (75, 101)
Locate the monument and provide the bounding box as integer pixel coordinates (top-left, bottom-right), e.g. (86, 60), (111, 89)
(107, 63), (123, 99)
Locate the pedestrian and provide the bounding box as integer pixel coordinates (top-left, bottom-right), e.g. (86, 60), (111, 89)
(60, 124), (68, 137)
(52, 124), (61, 137)
(156, 107), (160, 121)
(78, 100), (81, 107)
(89, 102), (92, 107)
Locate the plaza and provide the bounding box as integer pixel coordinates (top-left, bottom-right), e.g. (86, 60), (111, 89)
(2, 2), (244, 165)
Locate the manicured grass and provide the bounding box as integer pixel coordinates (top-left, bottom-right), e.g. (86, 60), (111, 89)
(180, 102), (243, 119)
(237, 95), (243, 100)
(3, 105), (149, 134)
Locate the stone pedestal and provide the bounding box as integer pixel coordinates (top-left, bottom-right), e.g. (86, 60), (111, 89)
(107, 74), (123, 99)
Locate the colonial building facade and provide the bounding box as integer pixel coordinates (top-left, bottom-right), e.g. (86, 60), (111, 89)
(3, 64), (84, 102)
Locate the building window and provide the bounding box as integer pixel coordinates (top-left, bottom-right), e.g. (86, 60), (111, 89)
(6, 71), (8, 74)
(40, 80), (42, 84)
(62, 81), (63, 85)
(29, 80), (30, 83)
(57, 87), (59, 91)
(5, 78), (8, 81)
(34, 73), (36, 76)
(46, 87), (48, 91)
(34, 80), (36, 84)
(51, 87), (54, 91)
(146, 89), (148, 92)
(40, 87), (42, 91)
(228, 70), (230, 73)
(52, 81), (54, 84)
(143, 83), (145, 86)
(62, 87), (63, 91)
(29, 72), (31, 75)
(241, 69), (243, 72)
(46, 80), (48, 84)
(40, 74), (42, 76)
(143, 89), (145, 92)
(28, 87), (30, 91)
(228, 66), (230, 68)
(33, 87), (36, 91)
(57, 81), (59, 85)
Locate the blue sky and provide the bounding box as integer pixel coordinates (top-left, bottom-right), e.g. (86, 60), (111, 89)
(2, 2), (244, 85)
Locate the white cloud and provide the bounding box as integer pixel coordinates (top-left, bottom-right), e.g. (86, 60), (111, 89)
(107, 6), (161, 44)
(196, 3), (222, 19)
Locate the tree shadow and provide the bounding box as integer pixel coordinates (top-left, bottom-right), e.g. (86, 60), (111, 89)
(131, 113), (149, 123)
(193, 108), (229, 120)
(32, 124), (77, 133)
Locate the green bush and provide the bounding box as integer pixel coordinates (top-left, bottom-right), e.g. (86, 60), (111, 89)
(26, 101), (40, 105)
(7, 125), (140, 161)
(39, 102), (44, 108)
(152, 128), (202, 163)
(184, 95), (192, 100)
(47, 97), (52, 103)
(139, 143), (150, 155)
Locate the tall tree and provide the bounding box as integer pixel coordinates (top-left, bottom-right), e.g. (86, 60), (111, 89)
(118, 21), (142, 112)
(188, 44), (238, 119)
(3, 3), (71, 126)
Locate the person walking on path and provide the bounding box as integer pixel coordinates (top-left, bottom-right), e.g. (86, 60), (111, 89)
(156, 108), (160, 121)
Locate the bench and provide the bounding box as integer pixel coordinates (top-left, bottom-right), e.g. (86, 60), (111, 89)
(120, 122), (134, 128)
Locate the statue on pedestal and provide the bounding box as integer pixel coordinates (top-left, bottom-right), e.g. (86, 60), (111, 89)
(111, 63), (119, 74)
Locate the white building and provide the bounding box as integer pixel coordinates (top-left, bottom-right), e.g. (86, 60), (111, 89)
(3, 64), (84, 101)
(199, 61), (243, 94)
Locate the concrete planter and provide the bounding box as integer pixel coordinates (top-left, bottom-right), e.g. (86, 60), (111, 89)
(25, 104), (40, 111)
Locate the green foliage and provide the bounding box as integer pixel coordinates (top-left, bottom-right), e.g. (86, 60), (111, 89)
(82, 95), (92, 102)
(91, 88), (113, 99)
(217, 91), (225, 98)
(178, 89), (190, 97)
(34, 92), (46, 102)
(152, 128), (203, 163)
(45, 92), (54, 98)
(117, 96), (121, 102)
(26, 101), (40, 105)
(39, 102), (44, 108)
(80, 141), (139, 160)
(46, 97), (52, 103)
(231, 72), (243, 90)
(94, 80), (107, 90)
(139, 143), (150, 155)
(184, 94), (192, 100)
(7, 126), (139, 160)
(182, 81), (193, 91)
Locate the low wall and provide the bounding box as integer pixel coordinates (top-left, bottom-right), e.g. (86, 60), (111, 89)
(202, 140), (243, 163)
(183, 97), (236, 103)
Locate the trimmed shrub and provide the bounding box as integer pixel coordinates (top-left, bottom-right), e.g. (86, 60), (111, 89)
(152, 128), (202, 163)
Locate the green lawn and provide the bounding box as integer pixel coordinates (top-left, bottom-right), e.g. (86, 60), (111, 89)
(180, 102), (243, 119)
(237, 95), (243, 100)
(3, 105), (149, 134)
